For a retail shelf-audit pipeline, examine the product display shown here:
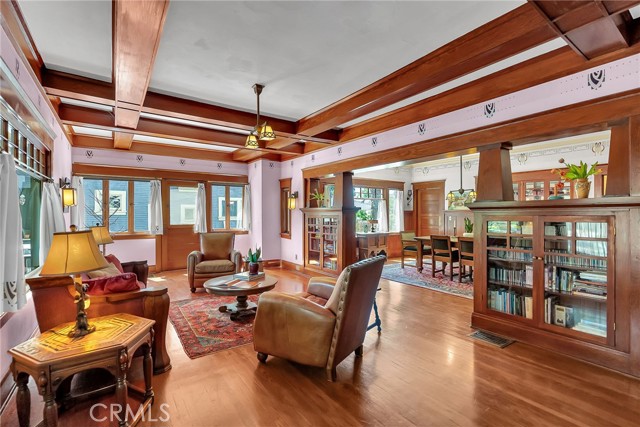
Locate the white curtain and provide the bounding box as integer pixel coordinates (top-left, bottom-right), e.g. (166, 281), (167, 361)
(39, 181), (66, 265)
(0, 153), (26, 312)
(396, 190), (405, 232)
(70, 176), (85, 229)
(377, 199), (388, 232)
(194, 182), (207, 233)
(149, 180), (163, 235)
(242, 184), (252, 231)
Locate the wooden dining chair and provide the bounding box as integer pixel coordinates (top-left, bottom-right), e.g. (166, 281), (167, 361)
(400, 231), (417, 268)
(457, 237), (474, 283)
(430, 235), (459, 280)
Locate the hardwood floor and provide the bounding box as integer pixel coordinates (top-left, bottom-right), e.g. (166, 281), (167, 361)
(2, 265), (640, 426)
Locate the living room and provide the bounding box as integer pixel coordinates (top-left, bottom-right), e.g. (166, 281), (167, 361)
(1, 1), (640, 426)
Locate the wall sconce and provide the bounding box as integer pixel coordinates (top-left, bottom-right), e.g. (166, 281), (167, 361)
(59, 177), (77, 212)
(406, 189), (413, 204)
(288, 191), (298, 210)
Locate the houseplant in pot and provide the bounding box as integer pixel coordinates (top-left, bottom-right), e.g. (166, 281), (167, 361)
(551, 159), (603, 199)
(246, 247), (261, 275)
(310, 189), (326, 208)
(463, 217), (474, 237)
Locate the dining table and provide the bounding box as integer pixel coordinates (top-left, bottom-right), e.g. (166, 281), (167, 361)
(414, 236), (459, 273)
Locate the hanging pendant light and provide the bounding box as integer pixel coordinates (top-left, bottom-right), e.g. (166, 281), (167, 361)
(245, 83), (276, 148)
(447, 155), (477, 207)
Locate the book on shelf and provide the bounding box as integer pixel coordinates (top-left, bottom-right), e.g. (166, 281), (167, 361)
(524, 296), (533, 320)
(233, 271), (265, 281)
(554, 305), (574, 328)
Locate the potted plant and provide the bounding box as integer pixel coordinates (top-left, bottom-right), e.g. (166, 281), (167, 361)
(246, 247), (261, 275)
(463, 217), (474, 237)
(551, 159), (603, 199)
(310, 189), (326, 208)
(356, 210), (370, 232)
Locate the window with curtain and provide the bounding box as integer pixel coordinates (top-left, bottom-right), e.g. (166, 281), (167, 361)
(82, 178), (151, 232)
(389, 188), (401, 232)
(211, 184), (245, 230)
(17, 170), (41, 273)
(280, 178), (291, 237)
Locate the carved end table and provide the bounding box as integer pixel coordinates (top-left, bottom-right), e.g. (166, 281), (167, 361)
(9, 313), (155, 427)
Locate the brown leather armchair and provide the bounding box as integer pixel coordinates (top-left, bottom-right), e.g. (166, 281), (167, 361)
(187, 232), (243, 292)
(26, 272), (171, 375)
(253, 255), (385, 381)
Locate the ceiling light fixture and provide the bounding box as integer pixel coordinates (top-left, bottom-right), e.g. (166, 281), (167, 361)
(245, 83), (276, 148)
(447, 156), (477, 206)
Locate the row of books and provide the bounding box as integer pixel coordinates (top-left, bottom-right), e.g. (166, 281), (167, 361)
(544, 297), (606, 337)
(544, 297), (574, 327)
(509, 238), (533, 250)
(488, 287), (533, 319)
(488, 250), (533, 262)
(488, 265), (533, 287)
(545, 266), (575, 292)
(544, 255), (607, 270)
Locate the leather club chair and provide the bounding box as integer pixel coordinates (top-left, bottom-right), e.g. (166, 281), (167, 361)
(253, 255), (385, 381)
(187, 232), (243, 292)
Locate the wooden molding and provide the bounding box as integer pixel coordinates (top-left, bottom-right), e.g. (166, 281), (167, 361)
(606, 116), (640, 196)
(476, 144), (514, 202)
(72, 163), (249, 183)
(296, 4), (557, 137)
(303, 90), (640, 178)
(338, 44), (640, 144)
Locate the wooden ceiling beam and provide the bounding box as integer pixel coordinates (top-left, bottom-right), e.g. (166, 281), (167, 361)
(232, 149), (269, 162)
(531, 0), (638, 59)
(42, 70), (115, 105)
(295, 3), (558, 137)
(112, 0), (169, 147)
(338, 43), (640, 144)
(58, 104), (304, 155)
(72, 134), (235, 162)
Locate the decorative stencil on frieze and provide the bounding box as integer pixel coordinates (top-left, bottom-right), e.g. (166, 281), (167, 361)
(217, 163), (222, 169)
(371, 137), (378, 147)
(417, 123), (426, 136)
(136, 155), (143, 163)
(483, 102), (496, 119)
(85, 150), (93, 158)
(337, 147), (342, 156)
(179, 159), (186, 166)
(588, 70), (605, 90)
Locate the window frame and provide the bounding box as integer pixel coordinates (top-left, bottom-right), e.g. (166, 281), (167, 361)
(210, 182), (246, 232)
(280, 178), (292, 239)
(81, 176), (152, 235)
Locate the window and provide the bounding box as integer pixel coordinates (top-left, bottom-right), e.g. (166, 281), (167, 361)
(17, 170), (42, 273)
(211, 184), (244, 230)
(169, 185), (197, 225)
(354, 186), (383, 233)
(83, 178), (151, 232)
(389, 188), (401, 232)
(280, 178), (291, 238)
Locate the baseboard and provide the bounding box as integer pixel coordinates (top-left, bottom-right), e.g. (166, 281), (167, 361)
(261, 259), (281, 268)
(280, 260), (334, 278)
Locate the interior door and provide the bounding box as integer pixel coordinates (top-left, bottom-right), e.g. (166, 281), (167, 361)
(414, 181), (445, 236)
(162, 180), (201, 271)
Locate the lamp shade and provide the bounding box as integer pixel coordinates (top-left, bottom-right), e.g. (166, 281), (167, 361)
(287, 194), (296, 210)
(62, 187), (77, 207)
(41, 230), (109, 276)
(90, 225), (114, 245)
(258, 123), (276, 141)
(245, 133), (259, 149)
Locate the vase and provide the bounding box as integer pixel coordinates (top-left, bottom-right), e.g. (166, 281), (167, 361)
(249, 262), (259, 275)
(574, 179), (591, 199)
(463, 232), (474, 237)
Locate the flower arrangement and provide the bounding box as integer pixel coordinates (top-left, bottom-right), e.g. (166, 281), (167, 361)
(551, 158), (603, 181)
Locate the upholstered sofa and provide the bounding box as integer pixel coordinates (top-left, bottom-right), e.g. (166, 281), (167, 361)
(187, 232), (243, 292)
(26, 257), (171, 375)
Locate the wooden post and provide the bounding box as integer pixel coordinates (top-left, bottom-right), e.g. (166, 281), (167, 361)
(605, 116), (640, 197)
(476, 143), (514, 201)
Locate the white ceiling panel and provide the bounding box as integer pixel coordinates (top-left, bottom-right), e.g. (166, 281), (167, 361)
(150, 1), (524, 120)
(132, 134), (238, 152)
(18, 0), (112, 81)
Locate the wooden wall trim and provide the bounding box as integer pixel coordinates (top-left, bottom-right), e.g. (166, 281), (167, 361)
(303, 90), (640, 178)
(72, 163), (248, 183)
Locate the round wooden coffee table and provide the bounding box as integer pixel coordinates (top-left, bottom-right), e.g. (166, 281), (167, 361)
(203, 274), (277, 320)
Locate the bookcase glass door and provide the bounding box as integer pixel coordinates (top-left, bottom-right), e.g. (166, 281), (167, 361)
(322, 216), (339, 271)
(486, 218), (534, 319)
(307, 217), (321, 268)
(543, 218), (611, 339)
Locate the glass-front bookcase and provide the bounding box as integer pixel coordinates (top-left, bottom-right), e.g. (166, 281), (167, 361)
(482, 214), (613, 344)
(304, 211), (340, 274)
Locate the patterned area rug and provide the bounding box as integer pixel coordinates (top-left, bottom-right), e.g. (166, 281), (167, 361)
(169, 294), (258, 359)
(381, 263), (473, 299)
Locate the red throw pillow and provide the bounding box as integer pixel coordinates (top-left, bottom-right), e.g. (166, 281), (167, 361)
(84, 273), (141, 296)
(105, 254), (124, 273)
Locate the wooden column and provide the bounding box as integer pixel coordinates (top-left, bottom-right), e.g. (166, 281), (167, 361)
(605, 116), (640, 197)
(476, 143), (514, 201)
(335, 172), (358, 267)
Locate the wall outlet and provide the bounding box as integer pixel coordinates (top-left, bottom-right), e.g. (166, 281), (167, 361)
(295, 254), (298, 260)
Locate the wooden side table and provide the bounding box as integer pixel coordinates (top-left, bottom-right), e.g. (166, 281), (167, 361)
(9, 313), (155, 427)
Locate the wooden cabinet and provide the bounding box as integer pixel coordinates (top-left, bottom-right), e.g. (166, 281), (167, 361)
(356, 232), (388, 260)
(470, 198), (640, 378)
(443, 210), (474, 236)
(512, 166), (608, 201)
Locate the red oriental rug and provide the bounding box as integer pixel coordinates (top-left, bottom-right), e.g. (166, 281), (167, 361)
(169, 294), (258, 359)
(381, 262), (473, 299)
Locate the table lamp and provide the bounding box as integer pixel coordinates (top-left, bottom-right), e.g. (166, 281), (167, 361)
(41, 230), (109, 337)
(90, 224), (114, 255)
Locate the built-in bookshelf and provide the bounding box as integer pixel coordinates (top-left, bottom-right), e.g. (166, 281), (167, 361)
(304, 212), (340, 273)
(470, 198), (640, 378)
